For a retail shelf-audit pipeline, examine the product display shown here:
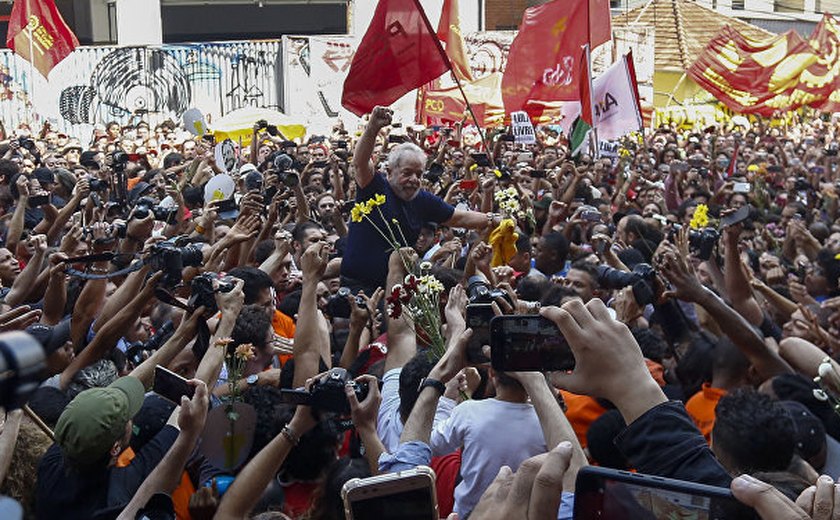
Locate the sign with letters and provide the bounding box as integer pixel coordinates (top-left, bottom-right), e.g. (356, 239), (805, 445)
(510, 110), (536, 144)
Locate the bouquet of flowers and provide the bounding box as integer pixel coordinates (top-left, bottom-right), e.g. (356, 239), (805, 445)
(352, 194), (447, 359)
(689, 203), (710, 229)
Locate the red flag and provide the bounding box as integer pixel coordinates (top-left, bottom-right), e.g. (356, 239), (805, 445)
(502, 0), (591, 115)
(590, 0), (612, 48)
(341, 0), (451, 116)
(437, 0), (473, 82)
(6, 0), (79, 78)
(726, 141), (739, 178)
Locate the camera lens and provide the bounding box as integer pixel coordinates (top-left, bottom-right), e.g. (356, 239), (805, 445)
(179, 244), (204, 268)
(0, 331), (46, 410)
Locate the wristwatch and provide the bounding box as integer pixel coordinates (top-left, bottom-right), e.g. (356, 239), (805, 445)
(418, 377), (446, 396)
(246, 374), (259, 387)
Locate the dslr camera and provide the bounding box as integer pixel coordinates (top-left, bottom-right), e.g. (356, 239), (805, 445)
(280, 368), (372, 417)
(125, 321), (175, 367)
(326, 287), (365, 319)
(134, 196), (178, 224)
(467, 275), (511, 306)
(146, 239), (204, 288)
(688, 228), (719, 261)
(187, 272), (236, 316)
(596, 263), (657, 306)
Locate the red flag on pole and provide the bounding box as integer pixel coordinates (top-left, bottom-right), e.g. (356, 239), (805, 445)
(437, 0), (473, 82)
(341, 0), (451, 116)
(502, 0), (591, 115)
(589, 0), (612, 48)
(6, 0), (79, 78)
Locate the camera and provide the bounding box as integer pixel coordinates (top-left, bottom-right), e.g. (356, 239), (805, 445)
(0, 331), (46, 410)
(596, 263), (657, 306)
(280, 368), (372, 417)
(326, 287), (365, 319)
(688, 227), (719, 261)
(187, 272), (236, 316)
(111, 150), (129, 172)
(133, 196), (177, 224)
(278, 170), (300, 188)
(18, 137), (36, 151)
(826, 142), (839, 156)
(467, 275), (512, 306)
(273, 153), (294, 172)
(146, 240), (204, 288)
(125, 321), (175, 367)
(88, 178), (109, 192)
(794, 178), (812, 191)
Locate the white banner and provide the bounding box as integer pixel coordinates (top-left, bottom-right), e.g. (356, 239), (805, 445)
(593, 54), (643, 141)
(510, 110), (536, 144)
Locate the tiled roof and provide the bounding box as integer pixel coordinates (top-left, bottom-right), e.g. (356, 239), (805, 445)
(612, 0), (775, 71)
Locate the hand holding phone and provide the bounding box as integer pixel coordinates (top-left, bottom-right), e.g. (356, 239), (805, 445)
(154, 365), (196, 403)
(489, 315), (575, 372)
(342, 466), (438, 520)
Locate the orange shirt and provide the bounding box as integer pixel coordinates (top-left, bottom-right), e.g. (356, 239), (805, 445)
(116, 447), (195, 520)
(685, 383), (727, 444)
(272, 310), (296, 366)
(560, 390), (607, 449)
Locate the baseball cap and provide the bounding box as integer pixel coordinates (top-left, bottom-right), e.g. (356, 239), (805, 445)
(25, 319), (71, 356)
(53, 168), (76, 193)
(32, 167), (55, 186)
(55, 375), (145, 463)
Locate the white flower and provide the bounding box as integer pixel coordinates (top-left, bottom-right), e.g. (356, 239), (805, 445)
(418, 275), (444, 294)
(819, 362), (835, 379)
(419, 261), (432, 271)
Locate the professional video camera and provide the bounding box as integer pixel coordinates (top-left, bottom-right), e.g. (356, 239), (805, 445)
(326, 287), (366, 319)
(0, 331), (46, 410)
(596, 263), (657, 306)
(147, 239), (204, 288)
(273, 153), (300, 187)
(280, 368), (372, 417)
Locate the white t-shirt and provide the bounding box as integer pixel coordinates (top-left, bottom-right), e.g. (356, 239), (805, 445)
(377, 367), (457, 453)
(431, 398), (546, 517)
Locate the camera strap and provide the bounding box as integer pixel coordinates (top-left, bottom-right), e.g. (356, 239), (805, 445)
(63, 252), (145, 280)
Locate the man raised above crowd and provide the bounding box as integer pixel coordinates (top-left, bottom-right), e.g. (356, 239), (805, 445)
(341, 106), (499, 292)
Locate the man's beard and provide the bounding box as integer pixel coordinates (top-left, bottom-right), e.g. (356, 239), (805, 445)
(390, 180), (419, 202)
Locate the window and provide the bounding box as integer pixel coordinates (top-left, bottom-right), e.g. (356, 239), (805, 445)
(774, 0), (804, 12)
(731, 0), (745, 9)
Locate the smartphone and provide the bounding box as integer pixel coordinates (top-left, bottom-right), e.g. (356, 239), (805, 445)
(471, 153), (490, 167)
(574, 466), (759, 520)
(720, 205), (751, 228)
(459, 179), (478, 191)
(28, 193), (50, 208)
(313, 160), (328, 168)
(153, 365), (195, 403)
(342, 466), (438, 520)
(530, 169), (546, 179)
(581, 210), (601, 222)
(387, 135), (405, 144)
(465, 303), (494, 363)
(516, 152), (533, 163)
(489, 315), (575, 372)
(732, 182), (750, 193)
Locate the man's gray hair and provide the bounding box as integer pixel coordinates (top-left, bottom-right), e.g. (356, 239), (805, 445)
(387, 142), (426, 172)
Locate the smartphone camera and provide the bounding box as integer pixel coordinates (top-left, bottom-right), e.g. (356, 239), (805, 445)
(489, 315), (575, 372)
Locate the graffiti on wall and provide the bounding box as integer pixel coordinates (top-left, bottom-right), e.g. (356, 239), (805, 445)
(0, 40), (282, 135)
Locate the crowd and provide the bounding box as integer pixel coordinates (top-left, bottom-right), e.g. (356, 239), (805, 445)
(1, 106), (840, 520)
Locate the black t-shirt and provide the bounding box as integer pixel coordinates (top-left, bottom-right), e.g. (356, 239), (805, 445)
(35, 425), (178, 520)
(341, 173), (454, 286)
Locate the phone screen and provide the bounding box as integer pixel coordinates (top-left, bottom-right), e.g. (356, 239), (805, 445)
(153, 366), (195, 403)
(459, 179), (478, 191)
(490, 316), (574, 372)
(349, 486), (436, 520)
(465, 304), (494, 363)
(575, 469), (759, 520)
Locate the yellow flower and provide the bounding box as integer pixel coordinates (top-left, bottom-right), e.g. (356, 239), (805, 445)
(372, 193), (386, 206)
(234, 343), (255, 362)
(351, 205), (364, 223)
(689, 203), (709, 229)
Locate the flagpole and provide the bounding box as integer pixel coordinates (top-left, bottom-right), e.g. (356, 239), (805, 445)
(27, 23), (35, 125)
(411, 0), (494, 164)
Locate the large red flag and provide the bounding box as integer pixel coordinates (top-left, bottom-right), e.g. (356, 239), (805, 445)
(6, 0), (79, 78)
(502, 0), (591, 115)
(437, 0), (473, 82)
(342, 0), (451, 116)
(590, 0), (612, 48)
